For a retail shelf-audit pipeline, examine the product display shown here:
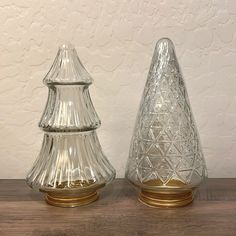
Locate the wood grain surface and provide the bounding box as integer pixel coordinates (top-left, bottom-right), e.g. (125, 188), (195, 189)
(0, 179), (236, 236)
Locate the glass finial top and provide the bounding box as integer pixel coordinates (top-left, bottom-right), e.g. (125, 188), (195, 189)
(154, 38), (177, 63)
(44, 43), (93, 85)
(148, 38), (180, 76)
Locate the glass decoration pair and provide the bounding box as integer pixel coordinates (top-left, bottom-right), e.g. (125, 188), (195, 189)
(26, 38), (207, 208)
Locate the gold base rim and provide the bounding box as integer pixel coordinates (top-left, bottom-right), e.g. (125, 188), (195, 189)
(139, 189), (193, 208)
(45, 191), (99, 208)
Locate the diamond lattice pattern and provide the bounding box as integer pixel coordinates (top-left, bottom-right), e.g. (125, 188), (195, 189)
(129, 59), (206, 185)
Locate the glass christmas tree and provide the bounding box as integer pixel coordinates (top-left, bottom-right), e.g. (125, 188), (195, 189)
(26, 44), (116, 207)
(126, 38), (207, 207)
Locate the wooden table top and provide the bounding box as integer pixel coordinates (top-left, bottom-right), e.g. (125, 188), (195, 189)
(0, 179), (236, 236)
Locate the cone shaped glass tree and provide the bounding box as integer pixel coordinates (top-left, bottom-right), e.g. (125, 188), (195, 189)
(126, 38), (207, 207)
(26, 44), (116, 207)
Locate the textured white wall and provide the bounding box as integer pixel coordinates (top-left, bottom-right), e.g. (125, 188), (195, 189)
(0, 0), (235, 178)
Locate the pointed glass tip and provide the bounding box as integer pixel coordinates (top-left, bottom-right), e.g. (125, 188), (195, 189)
(59, 43), (75, 50)
(44, 42), (93, 85)
(156, 38), (174, 47)
(154, 37), (177, 62)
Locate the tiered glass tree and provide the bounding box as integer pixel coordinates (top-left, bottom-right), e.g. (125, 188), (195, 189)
(26, 44), (116, 207)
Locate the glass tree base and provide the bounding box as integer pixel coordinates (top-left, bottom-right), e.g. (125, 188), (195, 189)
(39, 180), (105, 208)
(138, 179), (194, 208)
(44, 191), (99, 208)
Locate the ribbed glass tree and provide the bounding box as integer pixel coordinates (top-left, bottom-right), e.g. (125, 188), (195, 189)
(26, 44), (116, 207)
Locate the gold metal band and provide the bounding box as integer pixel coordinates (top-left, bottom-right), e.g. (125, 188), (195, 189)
(139, 189), (193, 208)
(45, 191), (99, 208)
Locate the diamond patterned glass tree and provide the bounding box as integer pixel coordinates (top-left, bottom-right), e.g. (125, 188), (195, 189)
(26, 44), (116, 207)
(126, 38), (207, 207)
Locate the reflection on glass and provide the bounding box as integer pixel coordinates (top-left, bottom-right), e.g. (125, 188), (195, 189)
(126, 38), (207, 207)
(26, 44), (115, 207)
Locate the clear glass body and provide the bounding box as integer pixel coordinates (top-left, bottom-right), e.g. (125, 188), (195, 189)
(39, 84), (101, 132)
(26, 44), (115, 202)
(126, 38), (207, 197)
(27, 131), (115, 191)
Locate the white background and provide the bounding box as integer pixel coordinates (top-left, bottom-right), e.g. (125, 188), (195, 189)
(0, 0), (236, 178)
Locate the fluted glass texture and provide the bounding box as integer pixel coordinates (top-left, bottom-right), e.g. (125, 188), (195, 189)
(26, 44), (115, 201)
(126, 38), (207, 193)
(27, 131), (115, 191)
(39, 85), (100, 131)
